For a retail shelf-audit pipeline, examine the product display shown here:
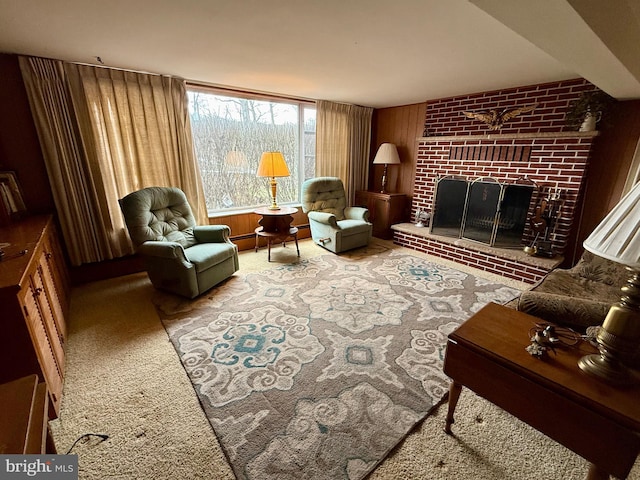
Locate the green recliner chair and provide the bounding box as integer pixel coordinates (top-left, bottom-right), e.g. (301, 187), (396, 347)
(301, 177), (372, 253)
(119, 186), (239, 298)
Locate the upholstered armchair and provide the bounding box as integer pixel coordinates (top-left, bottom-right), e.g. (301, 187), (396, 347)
(119, 186), (239, 298)
(301, 177), (372, 253)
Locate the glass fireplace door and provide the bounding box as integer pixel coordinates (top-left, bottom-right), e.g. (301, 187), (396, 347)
(430, 176), (468, 237)
(461, 178), (501, 245)
(493, 183), (535, 248)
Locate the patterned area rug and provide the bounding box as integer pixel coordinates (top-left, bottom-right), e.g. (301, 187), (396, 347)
(153, 246), (521, 480)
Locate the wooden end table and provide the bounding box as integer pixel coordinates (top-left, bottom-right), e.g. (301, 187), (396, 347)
(354, 190), (406, 239)
(443, 302), (640, 480)
(254, 206), (300, 262)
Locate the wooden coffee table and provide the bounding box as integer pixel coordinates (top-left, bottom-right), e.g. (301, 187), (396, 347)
(443, 302), (640, 480)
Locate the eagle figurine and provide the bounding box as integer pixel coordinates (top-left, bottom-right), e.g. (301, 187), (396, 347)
(463, 104), (538, 130)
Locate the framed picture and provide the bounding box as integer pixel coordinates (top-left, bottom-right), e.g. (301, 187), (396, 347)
(0, 171), (27, 219)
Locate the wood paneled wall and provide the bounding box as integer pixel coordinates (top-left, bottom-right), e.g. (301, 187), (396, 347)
(569, 99), (640, 263)
(0, 55), (55, 214)
(370, 103), (426, 200)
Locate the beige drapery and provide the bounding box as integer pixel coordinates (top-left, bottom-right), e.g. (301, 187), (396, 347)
(20, 57), (206, 265)
(65, 63), (207, 224)
(20, 57), (114, 265)
(316, 100), (373, 202)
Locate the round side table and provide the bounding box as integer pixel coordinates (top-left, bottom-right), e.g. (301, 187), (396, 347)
(254, 206), (300, 262)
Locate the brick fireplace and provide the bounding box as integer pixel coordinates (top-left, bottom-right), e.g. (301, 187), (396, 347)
(392, 79), (599, 283)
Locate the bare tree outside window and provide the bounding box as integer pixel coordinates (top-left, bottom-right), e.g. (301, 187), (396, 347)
(188, 90), (316, 212)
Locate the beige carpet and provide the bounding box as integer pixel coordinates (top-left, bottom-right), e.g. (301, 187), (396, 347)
(49, 239), (640, 479)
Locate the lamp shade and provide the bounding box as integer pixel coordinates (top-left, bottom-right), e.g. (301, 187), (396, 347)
(583, 180), (640, 268)
(257, 152), (290, 177)
(372, 143), (401, 165)
(225, 150), (247, 167)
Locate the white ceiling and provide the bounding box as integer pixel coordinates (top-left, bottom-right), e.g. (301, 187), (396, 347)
(1, 0), (639, 108)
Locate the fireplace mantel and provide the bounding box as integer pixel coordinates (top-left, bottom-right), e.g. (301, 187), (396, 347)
(418, 131), (599, 143)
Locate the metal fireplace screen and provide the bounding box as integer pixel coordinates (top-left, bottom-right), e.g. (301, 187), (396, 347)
(430, 176), (535, 248)
(430, 177), (468, 238)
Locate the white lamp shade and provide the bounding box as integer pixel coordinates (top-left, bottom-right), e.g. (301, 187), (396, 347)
(583, 180), (640, 268)
(372, 143), (401, 165)
(257, 152), (290, 177)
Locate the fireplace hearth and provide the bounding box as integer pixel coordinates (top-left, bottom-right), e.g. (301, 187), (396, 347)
(430, 175), (535, 249)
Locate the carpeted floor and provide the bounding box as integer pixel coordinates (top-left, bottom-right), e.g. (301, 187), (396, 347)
(49, 238), (640, 479)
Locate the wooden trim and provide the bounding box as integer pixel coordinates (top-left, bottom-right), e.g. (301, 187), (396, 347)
(418, 131), (599, 142)
(186, 82), (316, 105)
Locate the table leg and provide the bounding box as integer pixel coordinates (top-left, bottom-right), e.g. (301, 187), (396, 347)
(444, 381), (463, 435)
(586, 464), (610, 480)
(255, 232), (259, 252)
(267, 238), (271, 262)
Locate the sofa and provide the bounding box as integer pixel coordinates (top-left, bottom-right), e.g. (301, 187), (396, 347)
(515, 251), (628, 330)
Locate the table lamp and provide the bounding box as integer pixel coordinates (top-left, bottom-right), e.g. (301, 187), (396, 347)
(578, 180), (640, 385)
(372, 143), (401, 193)
(257, 152), (290, 210)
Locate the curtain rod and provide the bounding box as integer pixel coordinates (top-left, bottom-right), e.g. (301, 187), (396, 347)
(73, 60), (173, 78)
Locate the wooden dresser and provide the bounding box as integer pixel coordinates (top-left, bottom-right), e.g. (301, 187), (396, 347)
(0, 215), (68, 417)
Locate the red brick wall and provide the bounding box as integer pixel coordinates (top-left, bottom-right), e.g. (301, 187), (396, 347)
(424, 78), (594, 136)
(393, 78), (599, 282)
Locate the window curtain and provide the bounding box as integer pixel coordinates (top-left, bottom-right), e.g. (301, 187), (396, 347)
(20, 56), (206, 265)
(64, 63), (207, 225)
(19, 56), (115, 265)
(316, 100), (373, 202)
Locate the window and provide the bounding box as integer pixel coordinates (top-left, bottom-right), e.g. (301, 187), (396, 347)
(187, 87), (316, 214)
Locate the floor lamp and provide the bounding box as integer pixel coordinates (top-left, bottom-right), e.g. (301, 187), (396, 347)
(578, 181), (640, 385)
(372, 143), (401, 193)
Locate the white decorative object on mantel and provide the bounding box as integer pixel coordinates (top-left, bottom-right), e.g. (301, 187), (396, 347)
(579, 109), (601, 132)
(415, 209), (430, 228)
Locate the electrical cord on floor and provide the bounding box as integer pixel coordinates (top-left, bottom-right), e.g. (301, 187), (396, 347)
(65, 433), (109, 454)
